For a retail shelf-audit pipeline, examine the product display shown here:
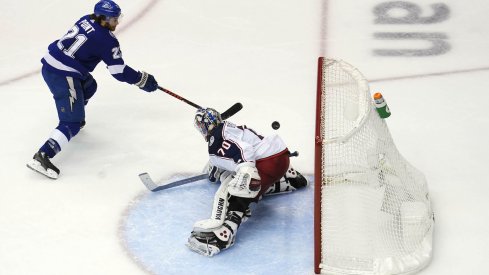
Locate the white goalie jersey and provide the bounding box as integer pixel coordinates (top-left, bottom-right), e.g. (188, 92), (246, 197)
(207, 122), (287, 172)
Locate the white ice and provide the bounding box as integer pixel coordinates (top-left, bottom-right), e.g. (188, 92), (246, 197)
(1, 0), (488, 275)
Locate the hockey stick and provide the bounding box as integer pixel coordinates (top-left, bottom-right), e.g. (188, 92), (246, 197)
(157, 86), (243, 119)
(221, 102), (243, 120)
(140, 151), (299, 192)
(158, 86), (202, 109)
(139, 172), (208, 192)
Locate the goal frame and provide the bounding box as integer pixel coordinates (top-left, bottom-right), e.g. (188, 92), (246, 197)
(314, 57), (325, 274)
(313, 57), (433, 275)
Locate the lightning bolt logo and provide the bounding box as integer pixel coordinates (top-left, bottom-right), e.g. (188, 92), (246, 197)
(66, 77), (77, 112)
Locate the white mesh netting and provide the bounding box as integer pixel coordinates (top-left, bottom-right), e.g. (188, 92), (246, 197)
(318, 59), (434, 275)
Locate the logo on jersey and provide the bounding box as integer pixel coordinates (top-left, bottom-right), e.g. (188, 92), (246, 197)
(102, 2), (113, 9)
(208, 136), (214, 146)
(66, 77), (77, 112)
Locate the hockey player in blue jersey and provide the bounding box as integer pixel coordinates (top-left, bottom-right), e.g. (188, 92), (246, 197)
(186, 107), (308, 256)
(27, 1), (159, 179)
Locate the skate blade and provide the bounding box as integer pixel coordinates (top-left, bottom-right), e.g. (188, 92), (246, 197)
(186, 237), (219, 257)
(26, 160), (58, 179)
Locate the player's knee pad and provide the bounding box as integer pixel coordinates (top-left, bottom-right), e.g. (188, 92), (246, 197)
(56, 121), (82, 140)
(82, 74), (97, 104)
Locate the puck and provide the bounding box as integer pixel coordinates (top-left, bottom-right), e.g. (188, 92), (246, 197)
(271, 121), (280, 130)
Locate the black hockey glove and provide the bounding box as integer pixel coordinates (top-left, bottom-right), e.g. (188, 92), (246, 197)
(135, 71), (158, 92)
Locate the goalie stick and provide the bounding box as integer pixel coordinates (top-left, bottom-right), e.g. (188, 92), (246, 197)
(139, 173), (207, 192)
(221, 102), (242, 120)
(140, 151), (299, 191)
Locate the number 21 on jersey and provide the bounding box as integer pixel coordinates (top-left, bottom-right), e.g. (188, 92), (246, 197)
(57, 26), (87, 58)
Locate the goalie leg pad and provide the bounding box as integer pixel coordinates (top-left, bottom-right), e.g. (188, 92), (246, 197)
(192, 175), (232, 233)
(210, 178), (230, 222)
(228, 164), (261, 198)
(192, 219), (224, 234)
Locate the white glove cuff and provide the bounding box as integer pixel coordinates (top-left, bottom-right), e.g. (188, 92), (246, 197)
(135, 71), (149, 88)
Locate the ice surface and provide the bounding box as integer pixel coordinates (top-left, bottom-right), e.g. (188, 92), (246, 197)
(121, 176), (313, 275)
(1, 0), (489, 274)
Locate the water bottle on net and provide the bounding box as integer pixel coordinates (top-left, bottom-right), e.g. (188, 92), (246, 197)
(373, 92), (391, 118)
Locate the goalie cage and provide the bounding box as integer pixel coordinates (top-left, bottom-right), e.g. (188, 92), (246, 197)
(314, 58), (434, 275)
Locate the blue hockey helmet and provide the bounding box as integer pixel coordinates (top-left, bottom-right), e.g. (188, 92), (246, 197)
(194, 108), (222, 140)
(94, 0), (121, 18)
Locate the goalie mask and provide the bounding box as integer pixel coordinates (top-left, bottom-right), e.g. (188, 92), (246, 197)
(194, 108), (222, 140)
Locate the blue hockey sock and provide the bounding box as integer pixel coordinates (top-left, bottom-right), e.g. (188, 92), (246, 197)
(40, 138), (61, 158)
(38, 121), (80, 159)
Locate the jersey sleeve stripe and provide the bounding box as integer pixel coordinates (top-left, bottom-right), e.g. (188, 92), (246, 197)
(108, 64), (126, 74)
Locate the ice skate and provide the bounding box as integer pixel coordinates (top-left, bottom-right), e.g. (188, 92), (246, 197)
(265, 166), (308, 195)
(26, 151), (60, 179)
(187, 211), (245, 256)
(286, 166), (308, 189)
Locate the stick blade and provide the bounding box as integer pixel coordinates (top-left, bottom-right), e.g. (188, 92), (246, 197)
(138, 173), (209, 192)
(138, 172), (158, 191)
(221, 102), (243, 120)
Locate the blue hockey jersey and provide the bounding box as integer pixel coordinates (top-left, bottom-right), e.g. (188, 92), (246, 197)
(41, 15), (140, 83)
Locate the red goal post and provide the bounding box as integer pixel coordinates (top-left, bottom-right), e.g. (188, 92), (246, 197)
(314, 57), (325, 275)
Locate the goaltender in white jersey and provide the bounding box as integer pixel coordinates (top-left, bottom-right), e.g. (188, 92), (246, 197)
(187, 107), (308, 257)
(208, 122), (287, 172)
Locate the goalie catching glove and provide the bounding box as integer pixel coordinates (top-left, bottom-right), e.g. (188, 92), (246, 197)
(227, 162), (261, 198)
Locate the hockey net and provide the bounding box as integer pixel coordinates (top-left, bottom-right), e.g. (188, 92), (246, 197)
(314, 58), (434, 275)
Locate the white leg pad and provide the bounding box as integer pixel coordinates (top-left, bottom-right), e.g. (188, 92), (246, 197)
(193, 178), (230, 233)
(192, 219), (224, 233)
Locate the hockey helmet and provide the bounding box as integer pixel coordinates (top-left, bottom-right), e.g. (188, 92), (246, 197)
(94, 0), (121, 18)
(194, 108), (222, 140)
